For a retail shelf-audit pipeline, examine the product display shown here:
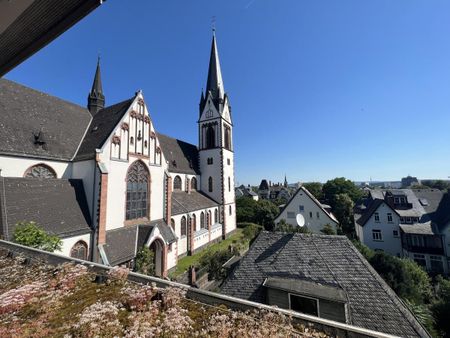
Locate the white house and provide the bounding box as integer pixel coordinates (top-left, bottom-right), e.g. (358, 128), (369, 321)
(355, 189), (450, 274)
(274, 186), (339, 234)
(0, 32), (236, 277)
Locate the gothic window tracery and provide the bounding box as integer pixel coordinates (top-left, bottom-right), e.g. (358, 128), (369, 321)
(191, 177), (197, 190)
(173, 176), (182, 190)
(206, 126), (215, 148)
(24, 164), (57, 179)
(70, 241), (88, 260)
(181, 216), (187, 237)
(126, 161), (150, 220)
(224, 125), (231, 150)
(208, 177), (213, 192)
(200, 212), (205, 229)
(214, 209), (218, 223)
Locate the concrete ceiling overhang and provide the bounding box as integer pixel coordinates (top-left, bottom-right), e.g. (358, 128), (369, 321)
(0, 0), (104, 77)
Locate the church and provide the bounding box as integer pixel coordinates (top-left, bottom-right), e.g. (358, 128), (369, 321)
(0, 33), (236, 277)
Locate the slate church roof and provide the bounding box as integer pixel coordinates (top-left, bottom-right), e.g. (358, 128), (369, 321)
(0, 79), (92, 160)
(171, 191), (219, 215)
(0, 177), (91, 239)
(157, 133), (200, 175)
(221, 231), (428, 338)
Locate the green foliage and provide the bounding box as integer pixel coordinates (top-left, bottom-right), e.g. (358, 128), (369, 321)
(13, 221), (62, 252)
(237, 197), (279, 231)
(351, 240), (375, 261)
(432, 276), (450, 337)
(302, 182), (323, 201)
(421, 180), (450, 191)
(242, 223), (263, 242)
(404, 299), (437, 337)
(320, 223), (336, 235)
(322, 177), (363, 206)
(332, 193), (355, 236)
(134, 246), (155, 276)
(401, 258), (433, 303)
(275, 219), (312, 234)
(199, 248), (234, 280)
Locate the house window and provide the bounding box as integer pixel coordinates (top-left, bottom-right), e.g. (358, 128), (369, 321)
(387, 213), (393, 223)
(299, 205), (304, 212)
(394, 197), (400, 204)
(24, 164), (57, 179)
(406, 217), (411, 224)
(372, 230), (382, 241)
(287, 212), (295, 219)
(70, 241), (88, 260)
(393, 230), (399, 237)
(227, 158), (231, 165)
(125, 161), (149, 220)
(214, 208), (218, 223)
(206, 126), (215, 148)
(309, 212), (313, 219)
(191, 177), (197, 190)
(289, 294), (319, 317)
(170, 218), (175, 231)
(181, 216), (187, 237)
(316, 212), (320, 219)
(208, 177), (213, 192)
(173, 176), (182, 190)
(413, 254), (426, 268)
(374, 212), (380, 222)
(430, 256), (444, 273)
(207, 157), (213, 165)
(200, 212), (205, 229)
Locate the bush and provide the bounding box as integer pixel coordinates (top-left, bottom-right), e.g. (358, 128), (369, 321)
(199, 248), (234, 280)
(13, 221), (62, 252)
(320, 224), (336, 235)
(242, 223), (263, 242)
(134, 246), (155, 276)
(275, 219), (311, 234)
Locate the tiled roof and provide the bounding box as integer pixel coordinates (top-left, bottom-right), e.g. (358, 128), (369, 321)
(221, 231), (428, 338)
(157, 133), (199, 175)
(74, 98), (134, 161)
(103, 226), (137, 266)
(0, 79), (91, 160)
(0, 177), (91, 239)
(171, 191), (219, 215)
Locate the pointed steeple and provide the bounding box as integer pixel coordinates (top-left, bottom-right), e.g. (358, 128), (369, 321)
(284, 175), (288, 188)
(199, 89), (205, 116)
(205, 31), (225, 106)
(88, 57), (105, 115)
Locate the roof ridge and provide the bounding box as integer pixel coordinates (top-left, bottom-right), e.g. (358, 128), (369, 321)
(156, 132), (198, 148)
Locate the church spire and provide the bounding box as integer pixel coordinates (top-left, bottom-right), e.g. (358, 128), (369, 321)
(205, 31), (225, 104)
(88, 57), (105, 115)
(284, 175), (288, 188)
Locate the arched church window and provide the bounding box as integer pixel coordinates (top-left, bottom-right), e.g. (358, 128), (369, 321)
(170, 218), (175, 231)
(208, 177), (213, 192)
(126, 160), (150, 220)
(224, 126), (231, 150)
(173, 176), (182, 190)
(214, 209), (218, 223)
(24, 164), (57, 179)
(200, 212), (205, 229)
(206, 126), (215, 148)
(130, 136), (134, 145)
(229, 205), (232, 215)
(181, 216), (187, 237)
(191, 214), (197, 232)
(191, 177), (197, 190)
(70, 241), (88, 260)
(228, 177), (231, 192)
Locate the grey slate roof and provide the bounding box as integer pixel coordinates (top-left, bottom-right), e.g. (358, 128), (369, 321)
(0, 177), (91, 239)
(103, 226), (137, 266)
(172, 191), (219, 216)
(221, 232), (428, 338)
(0, 79), (91, 160)
(74, 98), (134, 161)
(157, 133), (199, 175)
(137, 219), (177, 248)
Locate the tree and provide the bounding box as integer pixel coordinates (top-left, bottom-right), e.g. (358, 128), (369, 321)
(254, 200), (279, 230)
(236, 197), (258, 223)
(135, 246), (155, 276)
(13, 221), (62, 252)
(320, 224), (336, 235)
(302, 182), (323, 201)
(275, 219), (311, 234)
(322, 177), (363, 207)
(333, 194), (355, 236)
(199, 248), (234, 280)
(432, 276), (450, 337)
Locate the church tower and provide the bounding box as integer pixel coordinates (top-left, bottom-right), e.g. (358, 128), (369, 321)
(87, 58), (105, 115)
(198, 32), (236, 238)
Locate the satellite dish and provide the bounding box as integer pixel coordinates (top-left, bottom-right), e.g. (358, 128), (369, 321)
(296, 214), (305, 227)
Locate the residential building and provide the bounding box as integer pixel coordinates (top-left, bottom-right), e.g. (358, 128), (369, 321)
(0, 32), (236, 277)
(354, 189), (450, 274)
(274, 186), (339, 234)
(235, 185), (259, 201)
(221, 231), (429, 337)
(401, 176), (420, 188)
(257, 178), (291, 202)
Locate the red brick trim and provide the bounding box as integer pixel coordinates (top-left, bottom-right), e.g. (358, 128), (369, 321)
(98, 173), (108, 246)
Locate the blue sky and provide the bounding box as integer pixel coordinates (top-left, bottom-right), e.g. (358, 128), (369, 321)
(5, 0), (450, 185)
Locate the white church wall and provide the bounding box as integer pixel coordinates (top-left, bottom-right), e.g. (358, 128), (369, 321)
(0, 155), (71, 178)
(199, 149), (223, 203)
(58, 233), (91, 258)
(167, 243), (177, 270)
